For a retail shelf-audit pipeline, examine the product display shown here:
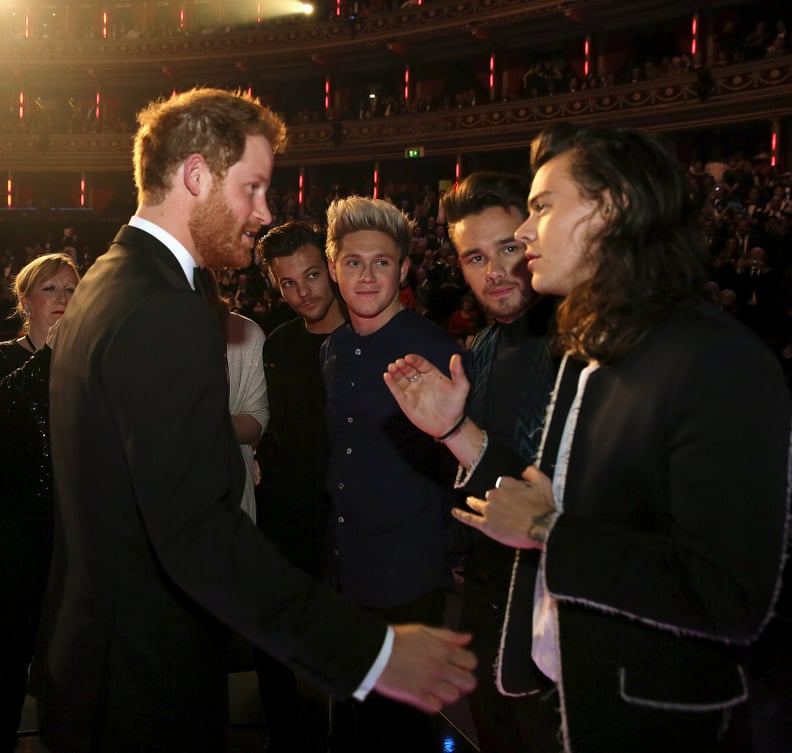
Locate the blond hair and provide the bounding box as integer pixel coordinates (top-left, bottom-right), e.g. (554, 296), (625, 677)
(12, 253), (81, 333)
(325, 196), (413, 264)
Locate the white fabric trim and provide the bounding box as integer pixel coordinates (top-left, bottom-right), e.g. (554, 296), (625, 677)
(531, 361), (599, 682)
(452, 431), (490, 489)
(495, 355), (572, 697)
(617, 665), (748, 712)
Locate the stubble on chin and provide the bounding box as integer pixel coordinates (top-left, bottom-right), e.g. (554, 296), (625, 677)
(303, 299), (333, 325)
(188, 188), (250, 269)
(483, 288), (533, 321)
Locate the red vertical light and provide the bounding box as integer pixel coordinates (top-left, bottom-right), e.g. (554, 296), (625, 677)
(455, 158), (461, 185)
(489, 54), (495, 92)
(95, 91), (101, 120)
(298, 171), (304, 207)
(18, 92), (24, 119)
(335, 0), (342, 17)
(6, 178), (12, 208)
(372, 166), (379, 199)
(771, 131), (778, 167)
(24, 12), (29, 39)
(180, 8), (185, 30)
(102, 11), (108, 39)
(691, 14), (698, 56)
(257, 3), (262, 24)
(80, 178), (86, 208)
(584, 37), (590, 77)
(325, 76), (331, 112)
(404, 66), (410, 103)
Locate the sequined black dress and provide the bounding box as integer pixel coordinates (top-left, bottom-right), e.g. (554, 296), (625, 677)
(0, 340), (54, 751)
(0, 338), (32, 376)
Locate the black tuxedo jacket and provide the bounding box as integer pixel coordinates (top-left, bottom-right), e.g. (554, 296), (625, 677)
(42, 226), (386, 753)
(497, 303), (790, 752)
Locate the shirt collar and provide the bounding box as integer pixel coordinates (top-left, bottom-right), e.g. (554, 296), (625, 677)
(128, 215), (197, 289)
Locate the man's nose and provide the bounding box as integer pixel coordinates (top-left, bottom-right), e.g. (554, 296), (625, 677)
(486, 259), (506, 280)
(251, 196), (272, 228)
(515, 217), (535, 247)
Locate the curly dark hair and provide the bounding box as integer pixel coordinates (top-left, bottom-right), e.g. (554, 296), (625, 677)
(531, 123), (707, 363)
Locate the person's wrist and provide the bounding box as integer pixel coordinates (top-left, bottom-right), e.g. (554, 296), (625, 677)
(435, 415), (467, 443)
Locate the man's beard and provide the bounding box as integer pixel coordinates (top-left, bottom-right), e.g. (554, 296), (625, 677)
(482, 283), (534, 323)
(188, 184), (252, 270)
(302, 295), (334, 326)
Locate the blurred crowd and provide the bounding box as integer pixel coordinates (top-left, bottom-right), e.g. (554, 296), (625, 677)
(3, 150), (792, 385)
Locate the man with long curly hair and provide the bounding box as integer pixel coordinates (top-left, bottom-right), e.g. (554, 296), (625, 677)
(386, 123), (790, 753)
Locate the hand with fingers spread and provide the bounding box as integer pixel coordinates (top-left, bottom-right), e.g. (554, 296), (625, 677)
(374, 624), (477, 713)
(383, 353), (469, 439)
(452, 465), (557, 550)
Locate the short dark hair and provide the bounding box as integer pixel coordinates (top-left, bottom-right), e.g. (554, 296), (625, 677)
(257, 221), (326, 285)
(532, 123), (707, 363)
(441, 172), (530, 242)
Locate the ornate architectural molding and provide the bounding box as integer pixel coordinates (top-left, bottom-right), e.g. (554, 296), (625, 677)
(1, 56), (790, 171)
(0, 0), (602, 71)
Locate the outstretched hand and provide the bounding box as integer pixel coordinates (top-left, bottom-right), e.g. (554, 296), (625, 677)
(374, 624), (477, 713)
(384, 353), (470, 438)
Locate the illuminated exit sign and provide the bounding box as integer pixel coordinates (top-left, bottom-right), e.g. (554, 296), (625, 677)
(405, 146), (425, 158)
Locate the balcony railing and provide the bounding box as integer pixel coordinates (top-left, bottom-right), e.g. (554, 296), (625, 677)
(1, 55), (790, 171)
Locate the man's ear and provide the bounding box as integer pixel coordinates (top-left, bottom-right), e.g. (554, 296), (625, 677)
(600, 188), (626, 218)
(327, 257), (338, 283)
(399, 255), (411, 283)
(183, 153), (209, 197)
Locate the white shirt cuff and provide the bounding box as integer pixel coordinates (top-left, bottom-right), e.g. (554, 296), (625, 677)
(353, 626), (394, 701)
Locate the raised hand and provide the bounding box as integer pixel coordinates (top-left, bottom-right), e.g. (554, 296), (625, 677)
(383, 353), (469, 439)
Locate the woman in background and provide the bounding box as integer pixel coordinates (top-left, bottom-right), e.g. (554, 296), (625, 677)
(0, 253), (80, 752)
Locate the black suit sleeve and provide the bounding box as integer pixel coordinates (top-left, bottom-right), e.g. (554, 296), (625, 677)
(463, 438), (524, 499)
(103, 291), (386, 697)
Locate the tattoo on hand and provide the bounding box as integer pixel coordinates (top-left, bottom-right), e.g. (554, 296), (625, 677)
(527, 509), (555, 545)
